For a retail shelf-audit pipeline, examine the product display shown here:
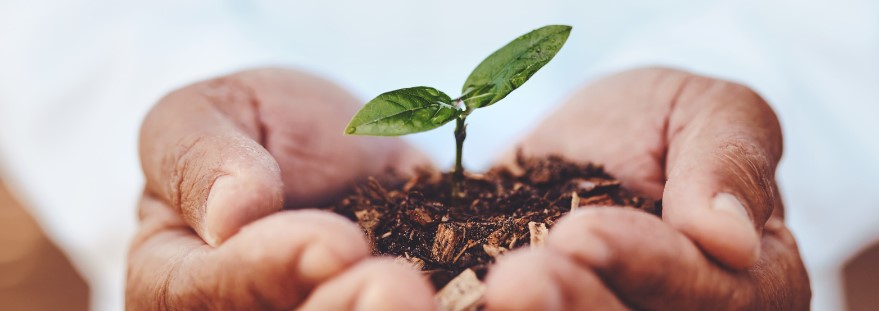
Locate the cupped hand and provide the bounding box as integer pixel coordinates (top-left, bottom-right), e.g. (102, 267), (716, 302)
(128, 68), (435, 310)
(484, 68), (810, 310)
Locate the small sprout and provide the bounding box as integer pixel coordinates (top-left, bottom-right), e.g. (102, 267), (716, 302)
(345, 25), (572, 198)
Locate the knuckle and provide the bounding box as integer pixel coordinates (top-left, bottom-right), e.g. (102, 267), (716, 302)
(715, 138), (778, 220)
(126, 257), (196, 311)
(234, 211), (365, 265)
(166, 134), (215, 224)
(277, 210), (364, 237)
(556, 208), (654, 240)
(550, 208), (656, 264)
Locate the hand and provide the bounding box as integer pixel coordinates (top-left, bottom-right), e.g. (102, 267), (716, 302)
(127, 68), (435, 310)
(484, 68), (810, 310)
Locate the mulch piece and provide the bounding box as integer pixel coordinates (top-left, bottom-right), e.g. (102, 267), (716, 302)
(327, 153), (661, 290)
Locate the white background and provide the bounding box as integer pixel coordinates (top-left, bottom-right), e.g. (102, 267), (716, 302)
(1, 1), (877, 310)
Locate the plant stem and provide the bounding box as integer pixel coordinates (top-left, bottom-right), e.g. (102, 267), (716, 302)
(452, 116), (467, 198)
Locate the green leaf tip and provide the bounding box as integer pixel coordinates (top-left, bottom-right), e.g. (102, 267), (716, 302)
(461, 25), (572, 110)
(345, 86), (461, 136)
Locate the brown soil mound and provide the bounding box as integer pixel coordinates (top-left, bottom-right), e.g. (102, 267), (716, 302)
(328, 154), (660, 290)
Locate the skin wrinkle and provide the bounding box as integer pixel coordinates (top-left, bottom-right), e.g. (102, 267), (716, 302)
(715, 139), (772, 225)
(227, 216), (354, 310)
(552, 215), (636, 309)
(269, 234), (312, 309)
(172, 134), (210, 230)
(664, 75), (714, 177)
(664, 75), (784, 230)
(156, 264), (173, 311)
(247, 281), (278, 311)
(659, 73), (694, 179)
(558, 255), (632, 310)
(134, 230), (197, 311)
(599, 218), (681, 310)
(753, 238), (784, 309)
(750, 227), (809, 310)
(560, 210), (752, 311)
(279, 128), (341, 207)
(228, 76), (270, 147)
(130, 68), (438, 310)
(172, 242), (235, 311)
(487, 68), (807, 310)
(199, 77), (266, 144)
(167, 135), (201, 212)
(185, 266), (213, 311)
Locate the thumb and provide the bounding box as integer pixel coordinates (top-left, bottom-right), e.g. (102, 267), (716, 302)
(139, 76), (284, 246)
(662, 77), (783, 269)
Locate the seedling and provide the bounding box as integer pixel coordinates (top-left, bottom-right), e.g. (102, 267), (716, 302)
(345, 25), (571, 196)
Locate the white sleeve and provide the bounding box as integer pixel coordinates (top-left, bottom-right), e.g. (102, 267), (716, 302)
(0, 2), (300, 310)
(589, 1), (879, 310)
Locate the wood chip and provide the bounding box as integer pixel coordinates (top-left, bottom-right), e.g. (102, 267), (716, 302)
(394, 256), (425, 270)
(482, 244), (508, 257)
(468, 173), (487, 180)
(508, 235), (519, 249)
(452, 241), (478, 264)
(576, 179), (597, 191)
(575, 178), (622, 192)
(355, 209), (381, 246)
(407, 209), (434, 226)
(528, 222), (548, 249)
(432, 223), (464, 264)
(435, 269), (485, 311)
(354, 209), (381, 231)
(402, 175), (420, 192)
(581, 193), (612, 205)
(485, 228), (509, 247)
(571, 191), (581, 211)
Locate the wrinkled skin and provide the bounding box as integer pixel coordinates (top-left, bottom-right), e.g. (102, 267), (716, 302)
(129, 67), (810, 310)
(129, 68), (435, 310)
(485, 68), (810, 310)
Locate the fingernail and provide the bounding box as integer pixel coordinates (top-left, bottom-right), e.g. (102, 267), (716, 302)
(711, 192), (760, 260)
(711, 193), (752, 226)
(204, 176), (235, 247)
(299, 244), (346, 283)
(203, 231), (220, 247)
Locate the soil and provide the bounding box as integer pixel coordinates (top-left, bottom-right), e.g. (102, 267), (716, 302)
(327, 153), (661, 291)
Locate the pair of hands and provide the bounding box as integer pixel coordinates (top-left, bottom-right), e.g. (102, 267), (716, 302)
(128, 68), (810, 310)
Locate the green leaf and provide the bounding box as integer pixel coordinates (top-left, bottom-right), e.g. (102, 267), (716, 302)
(461, 25), (572, 110)
(345, 86), (461, 136)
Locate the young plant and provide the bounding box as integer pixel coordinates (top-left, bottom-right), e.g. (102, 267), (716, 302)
(345, 25), (571, 196)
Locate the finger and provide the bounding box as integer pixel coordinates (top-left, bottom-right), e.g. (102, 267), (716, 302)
(548, 208), (746, 310)
(231, 69), (434, 206)
(484, 250), (629, 311)
(298, 259), (436, 311)
(140, 69), (432, 246)
(127, 202), (370, 310)
(547, 208), (809, 310)
(496, 67), (693, 199)
(139, 74), (284, 246)
(662, 75), (783, 269)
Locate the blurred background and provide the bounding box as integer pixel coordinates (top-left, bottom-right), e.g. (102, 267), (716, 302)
(1, 0), (877, 310)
